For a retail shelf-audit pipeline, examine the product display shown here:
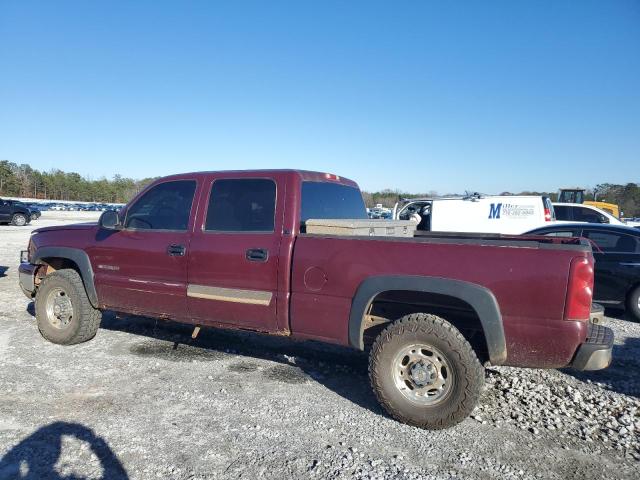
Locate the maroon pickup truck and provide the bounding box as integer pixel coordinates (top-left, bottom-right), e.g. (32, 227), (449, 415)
(18, 170), (613, 429)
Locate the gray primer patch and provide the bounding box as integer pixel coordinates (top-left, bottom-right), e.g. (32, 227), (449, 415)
(263, 364), (309, 384)
(129, 341), (225, 362)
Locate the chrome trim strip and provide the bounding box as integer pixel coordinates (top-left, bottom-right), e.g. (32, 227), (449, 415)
(187, 284), (272, 306)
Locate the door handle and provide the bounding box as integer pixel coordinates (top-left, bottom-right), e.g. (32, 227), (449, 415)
(246, 248), (268, 262)
(167, 244), (186, 257)
(619, 262), (640, 267)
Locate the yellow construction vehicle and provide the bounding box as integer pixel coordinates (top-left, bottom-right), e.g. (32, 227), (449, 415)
(557, 188), (620, 218)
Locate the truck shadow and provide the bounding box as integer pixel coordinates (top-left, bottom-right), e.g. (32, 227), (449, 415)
(0, 421), (128, 479)
(97, 311), (384, 418)
(561, 337), (640, 399)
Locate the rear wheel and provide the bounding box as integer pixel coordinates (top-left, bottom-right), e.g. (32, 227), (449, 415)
(35, 269), (102, 344)
(369, 313), (484, 429)
(30, 213), (38, 221)
(11, 213), (27, 226)
(627, 285), (640, 322)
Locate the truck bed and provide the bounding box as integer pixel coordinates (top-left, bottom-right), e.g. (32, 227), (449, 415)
(290, 232), (592, 368)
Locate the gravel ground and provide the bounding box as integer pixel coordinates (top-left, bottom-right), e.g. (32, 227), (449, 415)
(0, 212), (639, 479)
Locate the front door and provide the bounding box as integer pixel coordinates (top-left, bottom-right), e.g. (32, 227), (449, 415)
(187, 176), (283, 332)
(88, 179), (199, 319)
(583, 229), (640, 305)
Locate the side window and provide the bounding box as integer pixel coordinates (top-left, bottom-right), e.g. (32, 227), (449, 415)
(205, 179), (276, 232)
(125, 180), (196, 230)
(573, 207), (603, 223)
(553, 205), (571, 221)
(399, 202), (428, 220)
(584, 230), (640, 253)
(543, 231), (575, 237)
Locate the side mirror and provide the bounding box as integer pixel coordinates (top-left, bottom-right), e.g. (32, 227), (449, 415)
(99, 210), (122, 230)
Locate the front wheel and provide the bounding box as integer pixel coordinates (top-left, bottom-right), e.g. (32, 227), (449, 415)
(369, 313), (484, 429)
(35, 269), (102, 345)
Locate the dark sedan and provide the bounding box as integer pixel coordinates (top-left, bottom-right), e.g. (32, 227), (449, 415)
(527, 223), (640, 321)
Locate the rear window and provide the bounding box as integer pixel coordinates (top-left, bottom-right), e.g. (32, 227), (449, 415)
(301, 182), (367, 225)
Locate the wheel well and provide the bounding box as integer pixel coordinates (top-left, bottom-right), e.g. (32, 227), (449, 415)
(38, 257), (81, 278)
(362, 290), (489, 363)
(627, 281), (640, 302)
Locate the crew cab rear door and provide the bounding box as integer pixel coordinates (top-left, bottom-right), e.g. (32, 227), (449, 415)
(186, 175), (284, 332)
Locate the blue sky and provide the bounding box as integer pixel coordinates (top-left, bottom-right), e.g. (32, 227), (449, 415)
(1, 1), (639, 194)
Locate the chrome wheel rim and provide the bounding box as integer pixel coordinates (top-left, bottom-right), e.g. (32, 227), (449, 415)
(14, 215), (26, 226)
(392, 343), (453, 405)
(45, 287), (74, 329)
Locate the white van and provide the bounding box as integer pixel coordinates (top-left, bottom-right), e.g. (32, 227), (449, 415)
(393, 194), (555, 234)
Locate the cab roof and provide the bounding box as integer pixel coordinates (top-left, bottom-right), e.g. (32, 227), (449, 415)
(156, 169), (359, 188)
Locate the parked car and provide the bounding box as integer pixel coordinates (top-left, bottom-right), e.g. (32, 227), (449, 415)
(393, 194), (556, 234)
(19, 170), (612, 430)
(553, 203), (625, 225)
(23, 203), (42, 220)
(623, 218), (640, 229)
(527, 223), (640, 321)
(0, 198), (32, 226)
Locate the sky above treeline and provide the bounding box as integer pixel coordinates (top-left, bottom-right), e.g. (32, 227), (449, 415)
(1, 1), (638, 194)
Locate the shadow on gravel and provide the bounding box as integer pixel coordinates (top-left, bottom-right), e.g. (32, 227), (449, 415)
(0, 421), (128, 479)
(603, 307), (637, 322)
(97, 311), (385, 417)
(563, 337), (640, 399)
(0, 266), (8, 278)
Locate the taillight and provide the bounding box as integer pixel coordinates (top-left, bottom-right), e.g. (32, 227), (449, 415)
(564, 257), (594, 321)
(544, 207), (552, 221)
(324, 173), (340, 181)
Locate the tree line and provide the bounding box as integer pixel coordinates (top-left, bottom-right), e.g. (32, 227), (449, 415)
(0, 160), (156, 203)
(1, 160), (639, 216)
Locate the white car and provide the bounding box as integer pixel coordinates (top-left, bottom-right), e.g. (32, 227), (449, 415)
(552, 203), (625, 226)
(393, 194), (556, 234)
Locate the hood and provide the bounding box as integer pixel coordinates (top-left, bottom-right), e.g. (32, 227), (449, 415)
(33, 222), (98, 234)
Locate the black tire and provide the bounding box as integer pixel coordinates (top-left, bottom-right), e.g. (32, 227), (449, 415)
(35, 269), (102, 345)
(11, 213), (27, 226)
(30, 213), (38, 221)
(369, 313), (484, 429)
(627, 285), (640, 322)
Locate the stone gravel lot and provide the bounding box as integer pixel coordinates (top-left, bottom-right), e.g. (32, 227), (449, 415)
(0, 212), (639, 479)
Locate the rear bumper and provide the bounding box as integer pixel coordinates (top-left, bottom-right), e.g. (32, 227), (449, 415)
(18, 263), (37, 299)
(571, 323), (614, 371)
